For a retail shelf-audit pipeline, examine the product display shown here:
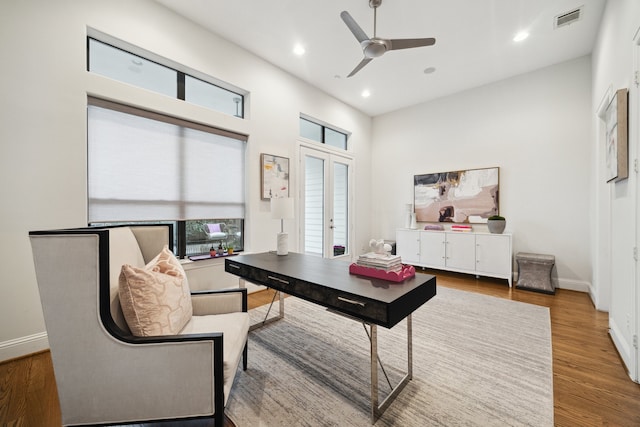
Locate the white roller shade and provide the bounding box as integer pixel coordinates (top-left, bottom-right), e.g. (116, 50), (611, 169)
(87, 100), (246, 222)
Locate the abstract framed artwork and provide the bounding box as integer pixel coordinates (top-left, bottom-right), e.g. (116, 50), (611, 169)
(261, 153), (290, 199)
(605, 88), (628, 183)
(414, 167), (499, 223)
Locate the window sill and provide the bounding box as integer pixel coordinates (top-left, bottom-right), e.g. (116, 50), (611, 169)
(185, 252), (239, 262)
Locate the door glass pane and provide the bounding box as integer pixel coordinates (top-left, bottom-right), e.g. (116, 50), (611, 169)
(333, 162), (348, 256)
(304, 156), (324, 255)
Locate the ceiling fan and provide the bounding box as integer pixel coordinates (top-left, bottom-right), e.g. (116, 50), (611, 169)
(340, 0), (436, 77)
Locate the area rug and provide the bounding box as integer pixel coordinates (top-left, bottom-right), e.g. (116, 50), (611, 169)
(226, 285), (553, 426)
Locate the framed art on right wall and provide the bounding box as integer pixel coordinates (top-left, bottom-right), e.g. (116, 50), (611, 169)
(605, 88), (628, 183)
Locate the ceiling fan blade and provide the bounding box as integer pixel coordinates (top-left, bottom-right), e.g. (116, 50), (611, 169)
(340, 11), (369, 43)
(347, 57), (373, 78)
(388, 37), (436, 50)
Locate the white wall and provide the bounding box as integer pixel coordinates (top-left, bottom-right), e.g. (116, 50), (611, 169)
(371, 56), (593, 292)
(591, 0), (640, 380)
(0, 0), (372, 361)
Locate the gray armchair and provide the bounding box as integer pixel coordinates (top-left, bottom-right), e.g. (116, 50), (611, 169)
(29, 224), (249, 426)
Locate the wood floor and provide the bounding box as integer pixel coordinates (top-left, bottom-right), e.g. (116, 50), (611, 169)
(1, 270), (639, 426)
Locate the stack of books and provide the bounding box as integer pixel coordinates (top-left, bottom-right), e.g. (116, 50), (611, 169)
(451, 224), (473, 232)
(356, 252), (403, 272)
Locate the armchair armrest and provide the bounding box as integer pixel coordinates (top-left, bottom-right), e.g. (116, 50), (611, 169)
(191, 288), (247, 316)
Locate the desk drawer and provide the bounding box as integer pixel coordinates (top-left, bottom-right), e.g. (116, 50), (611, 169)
(288, 283), (387, 325)
(328, 293), (388, 325)
(226, 260), (296, 292)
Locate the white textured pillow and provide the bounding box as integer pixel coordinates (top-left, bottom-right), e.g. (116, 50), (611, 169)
(119, 246), (193, 337)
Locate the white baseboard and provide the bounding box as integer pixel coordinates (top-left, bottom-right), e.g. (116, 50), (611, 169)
(0, 332), (49, 362)
(513, 272), (591, 293)
(556, 277), (591, 293)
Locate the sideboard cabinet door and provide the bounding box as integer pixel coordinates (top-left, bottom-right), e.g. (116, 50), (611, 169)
(475, 234), (512, 277)
(419, 231), (446, 268)
(444, 232), (476, 271)
(396, 229), (421, 264)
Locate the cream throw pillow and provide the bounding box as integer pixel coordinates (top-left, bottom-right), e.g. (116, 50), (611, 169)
(119, 246), (193, 337)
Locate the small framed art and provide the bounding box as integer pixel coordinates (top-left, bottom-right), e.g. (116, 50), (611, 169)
(261, 153), (290, 199)
(605, 88), (628, 183)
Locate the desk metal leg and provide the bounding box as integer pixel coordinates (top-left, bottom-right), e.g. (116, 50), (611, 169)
(240, 278), (285, 331)
(370, 314), (412, 423)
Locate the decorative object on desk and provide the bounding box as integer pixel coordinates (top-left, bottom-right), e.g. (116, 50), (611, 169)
(487, 215), (506, 234)
(271, 197), (295, 255)
(605, 88), (628, 183)
(351, 246), (413, 282)
(414, 166), (499, 223)
(261, 153), (290, 199)
(369, 238), (392, 255)
(349, 263), (415, 282)
(227, 290), (553, 426)
(209, 245), (216, 256)
(217, 243), (224, 256)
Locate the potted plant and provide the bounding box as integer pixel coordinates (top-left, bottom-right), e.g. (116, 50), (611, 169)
(227, 244), (234, 255)
(209, 245), (216, 256)
(216, 243), (224, 256)
(487, 215), (506, 234)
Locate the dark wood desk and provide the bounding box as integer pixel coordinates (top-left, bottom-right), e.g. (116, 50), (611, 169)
(225, 252), (437, 422)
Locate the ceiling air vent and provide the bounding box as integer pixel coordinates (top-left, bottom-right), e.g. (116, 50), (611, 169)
(554, 7), (583, 29)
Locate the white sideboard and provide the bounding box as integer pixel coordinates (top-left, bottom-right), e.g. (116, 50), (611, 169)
(396, 229), (513, 286)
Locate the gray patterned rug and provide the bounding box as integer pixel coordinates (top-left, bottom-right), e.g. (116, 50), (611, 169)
(226, 285), (553, 426)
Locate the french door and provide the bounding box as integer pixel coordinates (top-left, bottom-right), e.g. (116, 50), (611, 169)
(300, 145), (353, 259)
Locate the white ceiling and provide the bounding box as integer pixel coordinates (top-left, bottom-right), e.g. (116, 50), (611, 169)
(156, 0), (606, 117)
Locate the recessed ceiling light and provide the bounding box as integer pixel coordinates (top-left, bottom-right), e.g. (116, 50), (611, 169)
(361, 89), (371, 98)
(513, 31), (529, 42)
(423, 66), (436, 74)
(293, 44), (306, 56)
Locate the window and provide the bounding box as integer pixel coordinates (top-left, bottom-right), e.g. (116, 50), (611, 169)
(88, 37), (245, 118)
(87, 97), (247, 257)
(185, 76), (243, 117)
(88, 38), (177, 97)
(299, 117), (348, 150)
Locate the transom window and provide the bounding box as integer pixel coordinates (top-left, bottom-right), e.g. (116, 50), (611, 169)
(300, 117), (349, 150)
(88, 37), (245, 118)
